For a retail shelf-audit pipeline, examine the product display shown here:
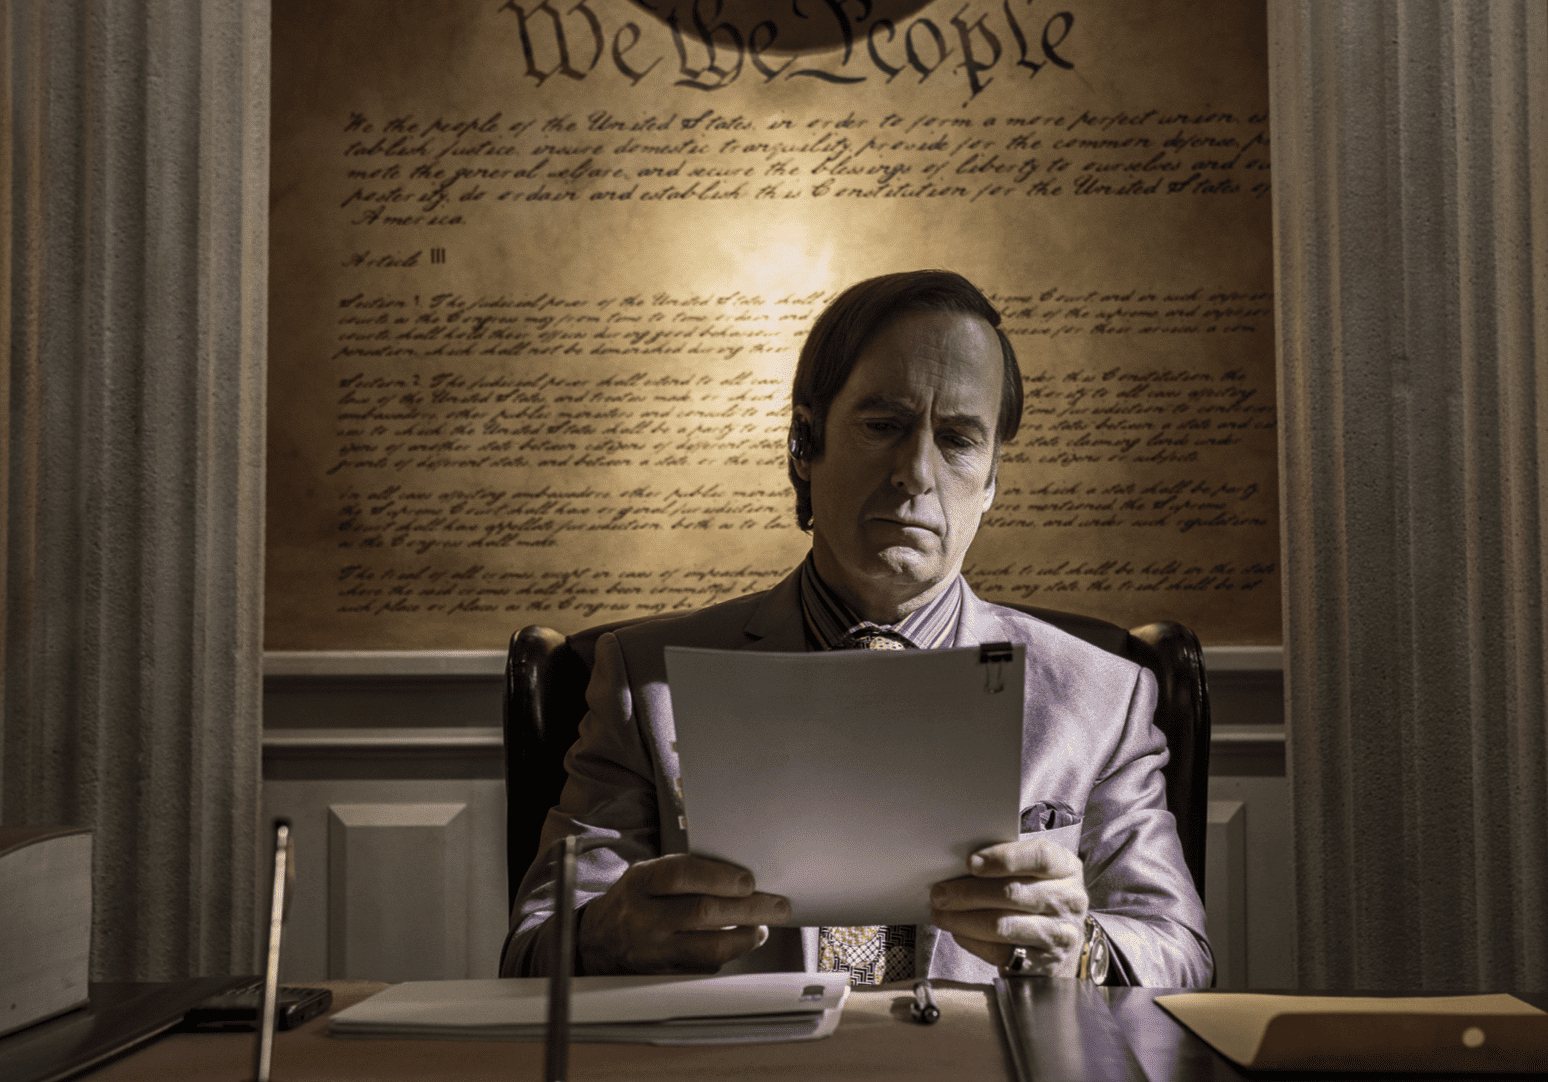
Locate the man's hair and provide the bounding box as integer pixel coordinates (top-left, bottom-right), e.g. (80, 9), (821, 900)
(787, 269), (1023, 531)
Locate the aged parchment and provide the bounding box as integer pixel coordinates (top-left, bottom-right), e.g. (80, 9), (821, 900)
(267, 0), (1278, 648)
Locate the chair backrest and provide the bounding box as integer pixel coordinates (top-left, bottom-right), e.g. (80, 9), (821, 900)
(503, 606), (1211, 912)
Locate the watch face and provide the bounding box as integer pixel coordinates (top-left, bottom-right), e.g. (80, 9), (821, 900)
(1081, 916), (1111, 983)
(1089, 931), (1110, 984)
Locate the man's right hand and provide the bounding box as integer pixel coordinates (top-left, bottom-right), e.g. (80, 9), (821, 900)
(576, 853), (792, 975)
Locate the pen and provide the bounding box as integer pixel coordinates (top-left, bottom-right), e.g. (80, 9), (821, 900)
(911, 979), (940, 1025)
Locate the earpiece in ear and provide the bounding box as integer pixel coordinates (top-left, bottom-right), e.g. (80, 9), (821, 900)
(788, 417), (813, 461)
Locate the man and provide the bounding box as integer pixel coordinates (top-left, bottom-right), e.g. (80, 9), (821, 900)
(501, 270), (1211, 987)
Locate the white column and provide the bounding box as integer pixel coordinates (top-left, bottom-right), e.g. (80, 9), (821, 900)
(1270, 1), (1548, 991)
(3, 1), (269, 980)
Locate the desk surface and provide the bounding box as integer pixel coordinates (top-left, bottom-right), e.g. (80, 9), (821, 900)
(88, 980), (1006, 1081)
(77, 981), (1548, 1082)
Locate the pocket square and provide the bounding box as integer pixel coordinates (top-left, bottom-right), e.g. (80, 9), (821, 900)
(1020, 800), (1082, 832)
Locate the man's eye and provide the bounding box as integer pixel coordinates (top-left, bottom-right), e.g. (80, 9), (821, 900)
(864, 419), (898, 434)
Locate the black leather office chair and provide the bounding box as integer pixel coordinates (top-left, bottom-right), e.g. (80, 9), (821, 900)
(503, 606), (1211, 912)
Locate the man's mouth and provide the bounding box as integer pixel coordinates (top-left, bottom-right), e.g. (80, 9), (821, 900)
(873, 516), (940, 533)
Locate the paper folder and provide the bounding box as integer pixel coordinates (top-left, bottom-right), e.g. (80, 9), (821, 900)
(1155, 992), (1548, 1072)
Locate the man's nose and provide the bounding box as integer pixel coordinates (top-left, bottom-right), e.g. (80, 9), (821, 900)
(891, 429), (935, 494)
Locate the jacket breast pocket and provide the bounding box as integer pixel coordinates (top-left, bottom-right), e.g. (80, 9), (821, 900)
(1019, 800), (1083, 857)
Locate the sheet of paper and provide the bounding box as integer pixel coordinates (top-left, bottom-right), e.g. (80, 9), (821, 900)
(665, 645), (1024, 926)
(328, 973), (849, 1045)
(1155, 992), (1546, 1068)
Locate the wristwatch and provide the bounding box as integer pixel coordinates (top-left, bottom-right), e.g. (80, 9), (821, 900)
(1000, 915), (1111, 981)
(1076, 914), (1111, 983)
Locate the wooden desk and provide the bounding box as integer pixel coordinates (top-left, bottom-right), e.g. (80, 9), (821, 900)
(73, 981), (1548, 1082)
(88, 980), (1011, 1082)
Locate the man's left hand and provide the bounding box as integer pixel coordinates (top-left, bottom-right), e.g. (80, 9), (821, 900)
(929, 838), (1088, 976)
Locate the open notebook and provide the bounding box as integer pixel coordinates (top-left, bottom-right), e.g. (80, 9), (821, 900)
(1156, 991), (1548, 1072)
(329, 973), (850, 1046)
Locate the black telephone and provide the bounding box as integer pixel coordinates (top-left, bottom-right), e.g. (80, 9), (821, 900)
(184, 979), (332, 1032)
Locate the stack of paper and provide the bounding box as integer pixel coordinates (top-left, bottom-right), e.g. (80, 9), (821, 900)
(329, 972), (850, 1045)
(1156, 991), (1548, 1073)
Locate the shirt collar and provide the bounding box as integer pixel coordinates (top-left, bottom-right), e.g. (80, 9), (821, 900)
(797, 553), (963, 651)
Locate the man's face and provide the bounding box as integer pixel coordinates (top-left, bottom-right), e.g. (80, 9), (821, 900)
(795, 308), (1001, 620)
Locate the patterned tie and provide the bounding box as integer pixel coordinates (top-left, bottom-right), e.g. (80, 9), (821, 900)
(834, 626), (914, 651)
(816, 624), (918, 984)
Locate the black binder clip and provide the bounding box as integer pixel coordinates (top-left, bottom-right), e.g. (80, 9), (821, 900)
(979, 642), (1013, 694)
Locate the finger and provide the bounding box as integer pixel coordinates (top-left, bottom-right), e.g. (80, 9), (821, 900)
(968, 837), (1082, 880)
(950, 932), (1062, 975)
(658, 926), (770, 972)
(637, 853), (759, 897)
(930, 875), (1087, 916)
(930, 908), (1083, 953)
(657, 890), (792, 932)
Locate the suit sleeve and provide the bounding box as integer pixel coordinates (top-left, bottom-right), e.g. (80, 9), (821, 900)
(1083, 665), (1214, 988)
(499, 632), (664, 977)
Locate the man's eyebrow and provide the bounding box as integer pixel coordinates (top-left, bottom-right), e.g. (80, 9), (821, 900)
(851, 395), (992, 439)
(852, 393), (915, 415)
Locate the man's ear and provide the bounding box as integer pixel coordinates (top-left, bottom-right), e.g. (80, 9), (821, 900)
(791, 405), (815, 482)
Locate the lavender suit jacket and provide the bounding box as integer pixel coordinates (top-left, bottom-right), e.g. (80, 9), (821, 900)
(500, 568), (1212, 987)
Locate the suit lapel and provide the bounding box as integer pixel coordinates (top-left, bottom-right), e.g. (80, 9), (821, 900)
(954, 579), (1016, 647)
(741, 565), (807, 652)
